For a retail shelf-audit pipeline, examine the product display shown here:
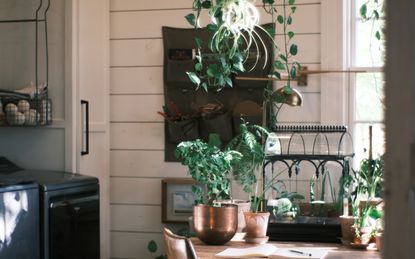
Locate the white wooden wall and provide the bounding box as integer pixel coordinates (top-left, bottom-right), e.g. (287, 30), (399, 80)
(109, 1), (322, 258)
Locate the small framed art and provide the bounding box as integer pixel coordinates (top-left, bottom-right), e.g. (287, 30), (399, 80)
(161, 178), (196, 223)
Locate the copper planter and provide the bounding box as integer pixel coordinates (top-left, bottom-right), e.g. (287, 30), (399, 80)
(193, 204), (238, 245)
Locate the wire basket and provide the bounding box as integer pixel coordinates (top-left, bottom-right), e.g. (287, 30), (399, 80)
(0, 96), (52, 126)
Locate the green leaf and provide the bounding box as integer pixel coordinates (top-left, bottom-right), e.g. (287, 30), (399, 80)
(195, 37), (203, 47)
(291, 6), (297, 13)
(225, 76), (233, 87)
(283, 85), (294, 94)
(288, 0), (295, 5)
(360, 4), (367, 19)
(279, 54), (287, 62)
(273, 71), (281, 79)
(186, 72), (201, 85)
(266, 26), (276, 37)
(207, 23), (217, 32)
(287, 16), (292, 25)
(375, 31), (381, 40)
(148, 240), (158, 253)
(185, 13), (196, 27)
(274, 60), (285, 70)
(289, 44), (298, 56)
(288, 31), (294, 39)
(201, 82), (208, 92)
(201, 0), (212, 8)
(195, 62), (203, 71)
(233, 61), (245, 72)
(262, 0), (275, 4)
(277, 15), (284, 24)
(207, 64), (219, 77)
(290, 66), (297, 79)
(374, 10), (380, 20)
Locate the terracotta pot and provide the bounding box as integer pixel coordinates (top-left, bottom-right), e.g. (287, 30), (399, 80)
(244, 211), (270, 239)
(339, 215), (357, 243)
(375, 232), (383, 250)
(193, 204), (238, 245)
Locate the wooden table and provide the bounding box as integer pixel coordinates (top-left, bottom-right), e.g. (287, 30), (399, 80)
(191, 235), (381, 259)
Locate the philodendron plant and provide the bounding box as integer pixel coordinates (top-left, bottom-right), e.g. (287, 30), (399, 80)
(175, 135), (242, 206)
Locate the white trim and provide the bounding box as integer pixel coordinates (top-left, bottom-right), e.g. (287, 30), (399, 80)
(64, 0), (79, 173)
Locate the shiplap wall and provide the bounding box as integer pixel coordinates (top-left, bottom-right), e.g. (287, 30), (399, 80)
(109, 1), (321, 258)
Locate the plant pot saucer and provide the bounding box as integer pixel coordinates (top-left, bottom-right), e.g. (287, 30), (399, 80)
(245, 236), (269, 244)
(340, 238), (368, 249)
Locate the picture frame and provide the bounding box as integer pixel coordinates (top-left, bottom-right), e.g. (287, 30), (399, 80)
(161, 178), (197, 223)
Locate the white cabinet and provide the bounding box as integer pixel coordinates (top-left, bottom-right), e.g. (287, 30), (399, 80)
(66, 0), (110, 258)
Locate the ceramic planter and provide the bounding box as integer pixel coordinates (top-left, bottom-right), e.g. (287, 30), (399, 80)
(375, 232), (383, 250)
(244, 211), (270, 244)
(193, 204), (238, 245)
(339, 215), (357, 243)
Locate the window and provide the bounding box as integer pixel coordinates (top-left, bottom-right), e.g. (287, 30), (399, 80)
(348, 0), (385, 163)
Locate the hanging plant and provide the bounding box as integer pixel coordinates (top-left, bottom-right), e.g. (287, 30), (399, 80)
(185, 0), (277, 91)
(185, 0), (301, 97)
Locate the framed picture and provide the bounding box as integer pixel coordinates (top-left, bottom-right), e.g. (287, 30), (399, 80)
(162, 178), (197, 223)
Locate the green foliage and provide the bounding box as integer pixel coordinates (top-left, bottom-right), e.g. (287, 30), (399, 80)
(176, 137), (242, 206)
(227, 121), (270, 212)
(271, 190), (304, 217)
(359, 0), (384, 41)
(356, 157), (384, 199)
(147, 240), (167, 259)
(187, 0), (273, 90)
(147, 240), (157, 253)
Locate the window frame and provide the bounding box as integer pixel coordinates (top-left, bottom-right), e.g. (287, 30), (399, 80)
(347, 0), (385, 163)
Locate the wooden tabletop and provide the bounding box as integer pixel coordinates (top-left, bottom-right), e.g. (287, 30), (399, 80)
(191, 234), (381, 259)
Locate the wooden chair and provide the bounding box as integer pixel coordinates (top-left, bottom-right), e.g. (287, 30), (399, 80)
(163, 228), (197, 259)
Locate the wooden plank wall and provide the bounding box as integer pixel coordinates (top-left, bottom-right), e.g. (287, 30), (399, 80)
(109, 1), (322, 258)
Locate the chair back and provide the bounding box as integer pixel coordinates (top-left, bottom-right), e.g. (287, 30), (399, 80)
(163, 228), (197, 259)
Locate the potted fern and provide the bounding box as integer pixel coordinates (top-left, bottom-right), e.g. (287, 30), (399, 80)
(175, 135), (242, 245)
(227, 121), (285, 243)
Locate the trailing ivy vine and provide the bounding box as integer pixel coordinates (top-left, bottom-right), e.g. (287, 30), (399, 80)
(359, 0), (384, 41)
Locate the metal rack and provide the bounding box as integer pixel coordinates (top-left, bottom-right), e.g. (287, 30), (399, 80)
(0, 0), (51, 126)
(263, 125), (355, 243)
(264, 125), (354, 178)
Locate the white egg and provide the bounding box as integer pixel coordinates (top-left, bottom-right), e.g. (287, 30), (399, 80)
(7, 112), (25, 126)
(17, 100), (30, 113)
(25, 109), (38, 125)
(5, 103), (18, 115)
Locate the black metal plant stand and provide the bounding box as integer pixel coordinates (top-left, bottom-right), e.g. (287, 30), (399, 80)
(263, 125), (354, 243)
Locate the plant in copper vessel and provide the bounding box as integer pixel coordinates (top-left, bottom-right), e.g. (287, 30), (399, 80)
(175, 134), (242, 206)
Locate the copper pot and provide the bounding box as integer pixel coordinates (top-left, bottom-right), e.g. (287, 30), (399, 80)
(193, 204), (238, 245)
(244, 211), (270, 238)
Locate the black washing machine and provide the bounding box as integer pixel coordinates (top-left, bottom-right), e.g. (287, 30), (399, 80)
(0, 157), (100, 259)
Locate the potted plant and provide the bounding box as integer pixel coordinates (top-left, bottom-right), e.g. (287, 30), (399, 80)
(175, 134), (242, 245)
(227, 121), (286, 243)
